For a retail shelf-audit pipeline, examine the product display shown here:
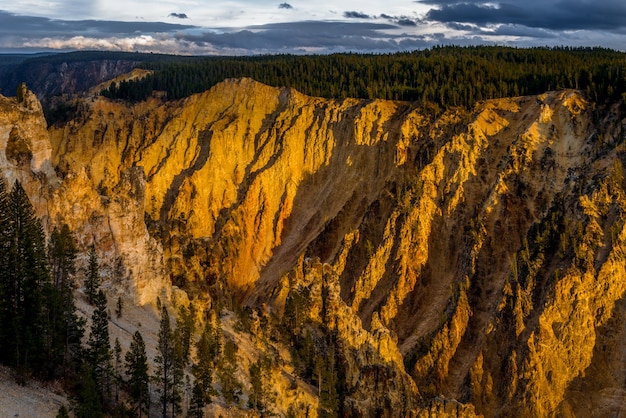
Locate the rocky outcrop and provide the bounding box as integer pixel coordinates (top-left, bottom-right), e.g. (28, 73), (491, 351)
(1, 79), (625, 415)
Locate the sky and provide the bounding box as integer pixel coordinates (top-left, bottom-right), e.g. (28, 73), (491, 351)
(1, 0), (626, 55)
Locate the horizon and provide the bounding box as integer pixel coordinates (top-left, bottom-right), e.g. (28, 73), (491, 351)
(2, 1), (626, 55)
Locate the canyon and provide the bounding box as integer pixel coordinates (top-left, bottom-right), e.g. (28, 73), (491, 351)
(1, 77), (625, 416)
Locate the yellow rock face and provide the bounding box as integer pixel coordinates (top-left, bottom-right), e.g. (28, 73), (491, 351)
(2, 80), (625, 416)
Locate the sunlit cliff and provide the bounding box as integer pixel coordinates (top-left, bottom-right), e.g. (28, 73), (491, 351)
(1, 78), (625, 416)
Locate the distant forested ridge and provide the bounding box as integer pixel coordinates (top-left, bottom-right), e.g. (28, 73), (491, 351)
(101, 46), (626, 108)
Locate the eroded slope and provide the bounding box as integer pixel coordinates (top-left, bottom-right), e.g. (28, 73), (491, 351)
(2, 79), (625, 416)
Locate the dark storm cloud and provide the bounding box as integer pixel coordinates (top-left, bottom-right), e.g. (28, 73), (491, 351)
(176, 21), (432, 52)
(169, 13), (188, 19)
(0, 10), (195, 38)
(446, 21), (557, 39)
(397, 19), (417, 27)
(344, 11), (371, 19)
(278, 3), (293, 9)
(422, 0), (626, 32)
(415, 0), (485, 4)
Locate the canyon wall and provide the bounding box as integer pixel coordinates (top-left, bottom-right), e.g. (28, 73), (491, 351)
(1, 79), (624, 415)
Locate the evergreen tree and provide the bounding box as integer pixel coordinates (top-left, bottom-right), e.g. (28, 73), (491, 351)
(87, 290), (112, 403)
(154, 306), (183, 418)
(84, 245), (99, 304)
(248, 355), (275, 413)
(191, 321), (217, 405)
(0, 180), (48, 374)
(125, 330), (150, 418)
(0, 178), (9, 355)
(56, 405), (70, 418)
(316, 335), (342, 418)
(40, 281), (66, 379)
(216, 337), (242, 405)
(44, 223), (84, 380)
(116, 296), (123, 318)
(48, 224), (77, 290)
(248, 359), (265, 412)
(61, 287), (85, 379)
(112, 338), (123, 405)
(186, 381), (205, 418)
(175, 304), (195, 366)
(72, 363), (104, 418)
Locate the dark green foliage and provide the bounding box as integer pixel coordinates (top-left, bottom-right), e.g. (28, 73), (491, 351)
(39, 281), (67, 379)
(316, 338), (339, 418)
(154, 307), (183, 418)
(84, 245), (100, 305)
(0, 178), (10, 353)
(191, 320), (218, 405)
(248, 356), (274, 413)
(125, 331), (150, 418)
(102, 46), (626, 109)
(60, 288), (85, 379)
(48, 224), (77, 290)
(72, 364), (104, 418)
(280, 283), (347, 416)
(0, 180), (84, 382)
(187, 381), (205, 418)
(0, 180), (48, 374)
(43, 100), (79, 127)
(284, 286), (311, 328)
(175, 304), (196, 366)
(44, 223), (84, 380)
(87, 290), (112, 402)
(56, 405), (70, 418)
(101, 79), (153, 102)
(216, 336), (242, 405)
(112, 338), (123, 405)
(116, 296), (123, 318)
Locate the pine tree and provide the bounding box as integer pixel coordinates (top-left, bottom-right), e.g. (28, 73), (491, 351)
(248, 360), (264, 412)
(113, 338), (123, 405)
(72, 363), (104, 418)
(40, 281), (66, 379)
(316, 335), (341, 418)
(125, 330), (150, 418)
(191, 321), (217, 405)
(116, 296), (123, 318)
(0, 180), (48, 374)
(187, 381), (205, 418)
(248, 355), (274, 413)
(61, 287), (85, 379)
(56, 405), (70, 418)
(175, 304), (195, 366)
(48, 224), (77, 290)
(44, 223), (84, 380)
(84, 245), (99, 305)
(217, 337), (242, 405)
(154, 306), (183, 418)
(0, 178), (9, 354)
(87, 290), (112, 403)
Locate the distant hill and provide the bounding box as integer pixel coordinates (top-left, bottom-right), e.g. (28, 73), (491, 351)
(0, 51), (185, 99)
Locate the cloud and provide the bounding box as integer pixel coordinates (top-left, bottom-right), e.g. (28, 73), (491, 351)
(344, 11), (371, 19)
(0, 10), (195, 38)
(3, 3), (626, 55)
(397, 19), (417, 27)
(0, 10), (197, 53)
(423, 0), (626, 32)
(170, 21), (458, 54)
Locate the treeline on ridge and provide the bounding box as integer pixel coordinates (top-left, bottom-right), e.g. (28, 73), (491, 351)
(101, 46), (626, 108)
